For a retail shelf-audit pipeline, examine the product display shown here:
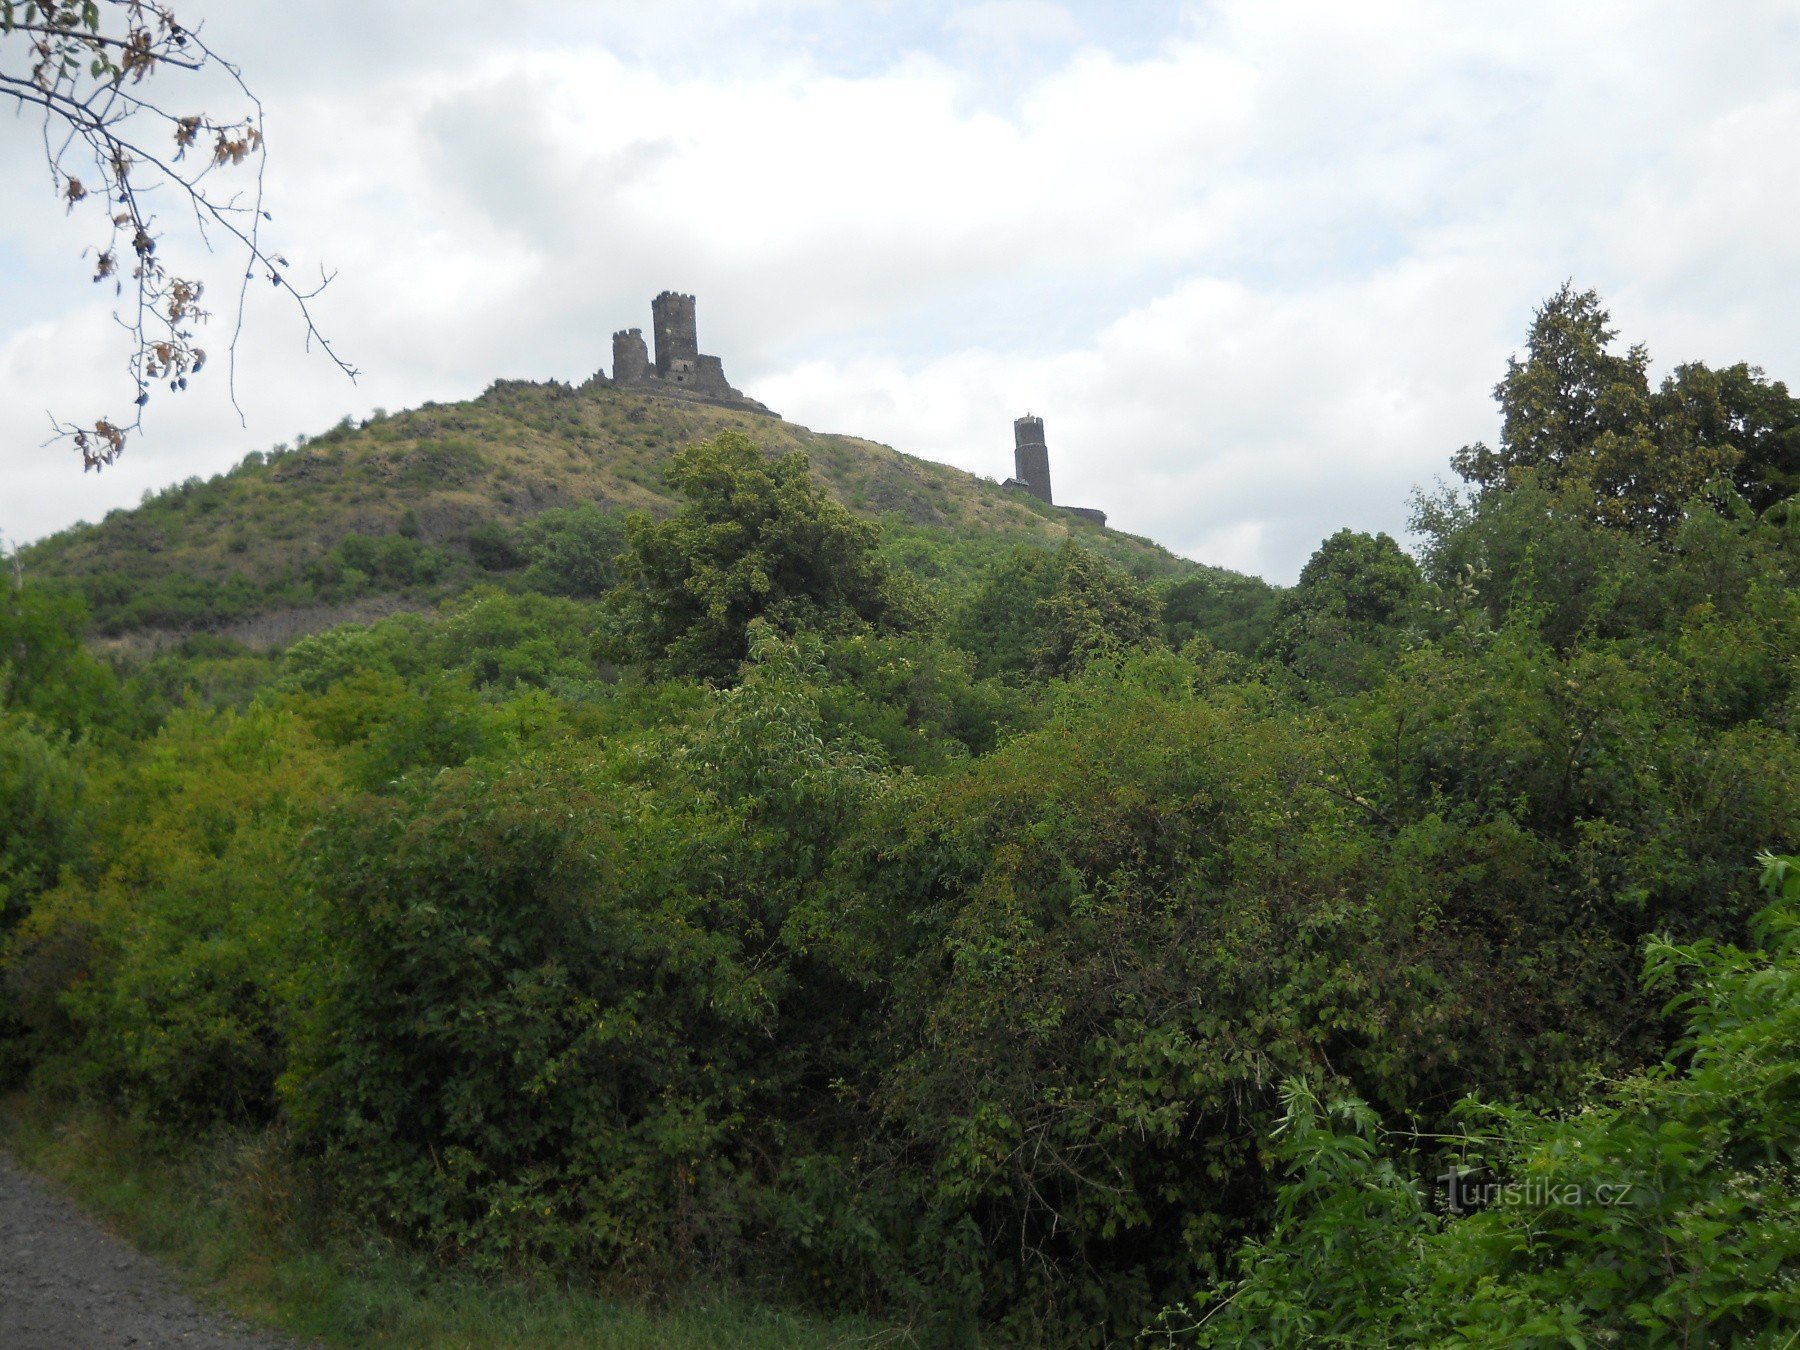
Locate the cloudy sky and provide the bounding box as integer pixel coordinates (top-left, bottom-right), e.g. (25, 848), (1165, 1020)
(4, 0), (1797, 582)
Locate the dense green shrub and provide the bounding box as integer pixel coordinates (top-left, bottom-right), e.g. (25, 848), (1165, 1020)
(5, 706), (340, 1127)
(607, 432), (924, 681)
(1, 293), (1795, 1341)
(1177, 854), (1800, 1347)
(517, 503), (627, 597)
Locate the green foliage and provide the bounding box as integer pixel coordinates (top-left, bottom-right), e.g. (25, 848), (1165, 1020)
(0, 293), (1796, 1342)
(128, 634), (278, 715)
(6, 705), (341, 1129)
(309, 532), (448, 597)
(1161, 572), (1280, 656)
(275, 591), (606, 699)
(608, 431), (922, 681)
(954, 542), (1059, 679)
(287, 747), (781, 1277)
(516, 502), (627, 597)
(1263, 528), (1421, 690)
(1157, 1082), (1435, 1346)
(1454, 284), (1799, 533)
(275, 614), (435, 693)
(1178, 855), (1800, 1347)
(0, 584), (130, 736)
(958, 540), (1162, 681)
(464, 519), (527, 572)
(0, 715), (86, 931)
(1032, 540), (1161, 676)
(811, 630), (1029, 769)
(0, 713), (89, 1084)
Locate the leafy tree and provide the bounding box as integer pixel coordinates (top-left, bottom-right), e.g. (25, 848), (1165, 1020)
(327, 533), (447, 589)
(1031, 540), (1161, 677)
(286, 746), (791, 1276)
(958, 541), (1161, 681)
(608, 431), (920, 681)
(0, 713), (85, 935)
(6, 704), (342, 1126)
(1657, 359), (1800, 513)
(517, 503), (627, 598)
(1452, 285), (1792, 534)
(1263, 528), (1420, 689)
(954, 544), (1059, 680)
(1454, 284), (1654, 494)
(273, 614), (435, 694)
(1179, 854), (1800, 1347)
(0, 583), (130, 736)
(463, 521), (526, 573)
(1161, 572), (1279, 657)
(811, 630), (1028, 769)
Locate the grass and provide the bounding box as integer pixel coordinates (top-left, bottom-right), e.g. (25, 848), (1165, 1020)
(20, 378), (1241, 642)
(0, 1094), (896, 1348)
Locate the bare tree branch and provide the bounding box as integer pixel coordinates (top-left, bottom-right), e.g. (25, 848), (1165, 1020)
(2, 0), (357, 469)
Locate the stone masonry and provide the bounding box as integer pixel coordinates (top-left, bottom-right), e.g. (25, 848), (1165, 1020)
(601, 292), (775, 415)
(1002, 415), (1107, 527)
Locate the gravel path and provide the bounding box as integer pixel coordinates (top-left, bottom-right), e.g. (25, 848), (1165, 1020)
(0, 1148), (298, 1348)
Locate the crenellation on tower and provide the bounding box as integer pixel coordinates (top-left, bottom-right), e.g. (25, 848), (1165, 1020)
(652, 291), (700, 382)
(598, 291), (773, 415)
(1001, 414), (1106, 527)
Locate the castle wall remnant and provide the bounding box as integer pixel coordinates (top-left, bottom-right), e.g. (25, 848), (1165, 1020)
(1001, 415), (1106, 528)
(612, 328), (649, 384)
(595, 291), (773, 415)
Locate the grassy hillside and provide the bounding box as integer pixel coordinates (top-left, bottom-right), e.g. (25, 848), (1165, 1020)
(21, 379), (1248, 645)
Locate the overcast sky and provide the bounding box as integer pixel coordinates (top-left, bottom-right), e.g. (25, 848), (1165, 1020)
(4, 1), (1797, 582)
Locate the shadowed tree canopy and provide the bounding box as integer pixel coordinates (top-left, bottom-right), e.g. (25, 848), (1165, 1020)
(1264, 527), (1421, 690)
(957, 540), (1161, 681)
(607, 431), (922, 682)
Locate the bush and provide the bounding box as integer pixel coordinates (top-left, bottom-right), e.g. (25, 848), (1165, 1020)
(1179, 853), (1800, 1347)
(285, 751), (777, 1277)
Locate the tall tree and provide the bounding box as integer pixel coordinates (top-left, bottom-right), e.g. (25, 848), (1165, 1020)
(1263, 528), (1420, 690)
(958, 541), (1161, 681)
(608, 431), (919, 682)
(1655, 360), (1800, 514)
(1452, 285), (1794, 534)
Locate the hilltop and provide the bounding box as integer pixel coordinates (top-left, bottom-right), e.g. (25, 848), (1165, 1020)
(20, 378), (1259, 649)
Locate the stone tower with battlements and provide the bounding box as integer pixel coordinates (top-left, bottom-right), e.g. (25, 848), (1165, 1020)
(1011, 415), (1053, 504)
(597, 291), (773, 415)
(652, 291), (700, 384)
(1002, 414), (1106, 527)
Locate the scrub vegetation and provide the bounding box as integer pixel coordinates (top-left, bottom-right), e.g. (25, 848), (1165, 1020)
(2, 288), (1797, 1344)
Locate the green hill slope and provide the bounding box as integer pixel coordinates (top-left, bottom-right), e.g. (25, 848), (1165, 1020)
(21, 379), (1255, 647)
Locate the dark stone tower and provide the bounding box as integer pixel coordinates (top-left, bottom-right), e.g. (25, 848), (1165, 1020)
(593, 291), (768, 411)
(1012, 415), (1053, 504)
(611, 328), (649, 384)
(652, 291), (699, 384)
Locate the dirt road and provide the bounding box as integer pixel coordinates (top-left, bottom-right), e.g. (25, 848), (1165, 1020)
(0, 1148), (297, 1348)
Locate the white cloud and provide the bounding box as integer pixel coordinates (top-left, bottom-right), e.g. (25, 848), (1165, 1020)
(5, 0), (1799, 582)
(945, 2), (1084, 50)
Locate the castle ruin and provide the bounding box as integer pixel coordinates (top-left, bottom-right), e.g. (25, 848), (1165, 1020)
(1003, 415), (1107, 527)
(601, 292), (774, 415)
(597, 296), (1105, 527)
